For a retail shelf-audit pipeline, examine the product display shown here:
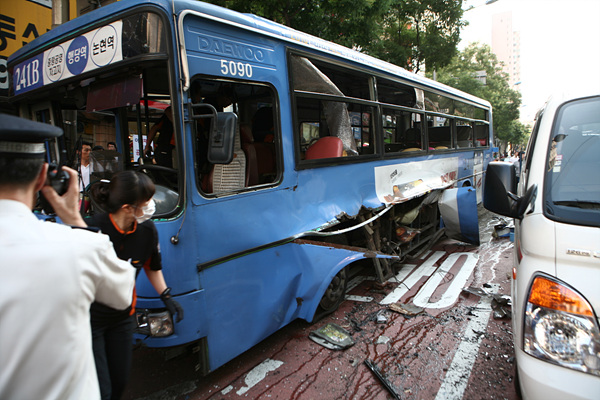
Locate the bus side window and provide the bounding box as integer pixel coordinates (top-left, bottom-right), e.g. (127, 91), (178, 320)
(457, 120), (474, 148)
(291, 55), (375, 159)
(428, 115), (453, 150)
(474, 122), (489, 146)
(383, 109), (424, 153)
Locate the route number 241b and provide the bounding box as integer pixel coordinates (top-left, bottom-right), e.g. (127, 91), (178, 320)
(220, 60), (253, 78)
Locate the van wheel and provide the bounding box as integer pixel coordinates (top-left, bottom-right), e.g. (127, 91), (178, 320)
(313, 268), (347, 321)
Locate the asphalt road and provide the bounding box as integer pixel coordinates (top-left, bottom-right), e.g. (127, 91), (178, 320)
(123, 206), (519, 400)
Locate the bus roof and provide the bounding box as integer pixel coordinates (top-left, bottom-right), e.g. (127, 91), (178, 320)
(9, 0), (490, 109)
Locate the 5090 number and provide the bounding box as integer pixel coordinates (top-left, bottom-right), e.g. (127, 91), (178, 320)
(220, 60), (252, 78)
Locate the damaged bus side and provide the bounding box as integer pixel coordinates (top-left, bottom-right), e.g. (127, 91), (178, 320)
(7, 0), (492, 374)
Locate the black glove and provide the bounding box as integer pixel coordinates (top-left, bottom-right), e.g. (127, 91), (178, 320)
(160, 287), (184, 322)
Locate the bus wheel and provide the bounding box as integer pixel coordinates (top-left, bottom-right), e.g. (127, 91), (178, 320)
(314, 268), (347, 321)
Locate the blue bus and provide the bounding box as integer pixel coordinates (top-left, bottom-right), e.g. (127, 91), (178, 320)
(7, 0), (493, 374)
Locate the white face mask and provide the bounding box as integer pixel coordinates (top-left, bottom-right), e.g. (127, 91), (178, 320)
(135, 199), (155, 224)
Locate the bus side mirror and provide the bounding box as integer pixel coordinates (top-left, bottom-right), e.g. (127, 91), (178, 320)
(208, 112), (237, 164)
(191, 103), (237, 165)
(483, 161), (536, 219)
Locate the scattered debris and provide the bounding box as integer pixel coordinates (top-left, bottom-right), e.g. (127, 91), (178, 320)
(492, 222), (514, 239)
(389, 302), (424, 317)
(346, 295), (374, 303)
(347, 317), (363, 332)
(492, 295), (512, 319)
(376, 335), (390, 345)
(462, 286), (512, 319)
(376, 311), (388, 324)
(309, 323), (355, 350)
(462, 286), (490, 298)
(364, 359), (401, 400)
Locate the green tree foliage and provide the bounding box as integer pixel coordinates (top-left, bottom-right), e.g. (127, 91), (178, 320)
(203, 0), (392, 50)
(367, 0), (466, 72)
(431, 43), (524, 147)
(203, 0), (465, 72)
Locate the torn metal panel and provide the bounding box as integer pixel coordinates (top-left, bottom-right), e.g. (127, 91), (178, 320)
(293, 238), (399, 261)
(439, 187), (480, 245)
(375, 158), (459, 204)
(197, 239), (396, 370)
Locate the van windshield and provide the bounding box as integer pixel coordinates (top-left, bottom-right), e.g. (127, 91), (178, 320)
(545, 95), (600, 227)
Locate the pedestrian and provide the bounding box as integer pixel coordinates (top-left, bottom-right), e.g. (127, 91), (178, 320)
(144, 106), (174, 168)
(0, 114), (135, 400)
(76, 140), (93, 191)
(88, 170), (183, 400)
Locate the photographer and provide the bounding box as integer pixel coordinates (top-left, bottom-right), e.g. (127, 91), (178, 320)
(0, 115), (135, 400)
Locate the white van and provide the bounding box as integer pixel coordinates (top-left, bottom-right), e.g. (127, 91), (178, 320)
(484, 91), (600, 399)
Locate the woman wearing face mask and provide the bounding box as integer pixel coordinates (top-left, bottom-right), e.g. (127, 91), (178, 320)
(88, 170), (183, 400)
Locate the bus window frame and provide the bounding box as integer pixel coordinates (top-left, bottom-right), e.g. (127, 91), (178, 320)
(190, 76), (283, 197)
(292, 91), (382, 168)
(289, 51), (492, 169)
(380, 105), (426, 155)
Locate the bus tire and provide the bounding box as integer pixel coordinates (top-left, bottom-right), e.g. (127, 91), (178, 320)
(313, 267), (347, 321)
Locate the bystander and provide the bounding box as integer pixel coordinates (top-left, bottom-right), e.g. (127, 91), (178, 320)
(0, 114), (135, 400)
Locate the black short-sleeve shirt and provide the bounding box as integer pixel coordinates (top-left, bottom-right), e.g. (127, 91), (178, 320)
(155, 114), (174, 150)
(87, 213), (162, 325)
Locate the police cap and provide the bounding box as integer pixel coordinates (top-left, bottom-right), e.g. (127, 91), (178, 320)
(0, 114), (63, 158)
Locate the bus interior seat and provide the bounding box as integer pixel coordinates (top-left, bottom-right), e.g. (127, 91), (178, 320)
(252, 106), (274, 143)
(457, 125), (473, 148)
(207, 125), (247, 192)
(240, 123), (258, 186)
(385, 143), (404, 152)
(305, 136), (343, 160)
(404, 127), (421, 149)
(241, 122), (276, 186)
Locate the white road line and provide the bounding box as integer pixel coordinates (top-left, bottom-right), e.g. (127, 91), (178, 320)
(380, 251), (445, 305)
(413, 253), (479, 309)
(236, 358), (284, 396)
(434, 283), (500, 400)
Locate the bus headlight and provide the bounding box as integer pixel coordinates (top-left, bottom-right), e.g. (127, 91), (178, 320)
(135, 310), (174, 337)
(523, 275), (600, 376)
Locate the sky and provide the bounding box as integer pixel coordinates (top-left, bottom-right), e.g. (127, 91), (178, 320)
(460, 0), (600, 123)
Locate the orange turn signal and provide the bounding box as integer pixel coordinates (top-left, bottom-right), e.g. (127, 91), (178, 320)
(528, 276), (593, 317)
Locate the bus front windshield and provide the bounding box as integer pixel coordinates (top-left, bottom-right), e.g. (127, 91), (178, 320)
(11, 11), (179, 216)
(32, 64), (178, 216)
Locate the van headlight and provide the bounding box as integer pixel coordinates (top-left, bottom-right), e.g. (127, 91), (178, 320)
(524, 275), (600, 375)
(135, 309), (174, 337)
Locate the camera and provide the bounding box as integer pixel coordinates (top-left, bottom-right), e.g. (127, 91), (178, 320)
(47, 162), (70, 195)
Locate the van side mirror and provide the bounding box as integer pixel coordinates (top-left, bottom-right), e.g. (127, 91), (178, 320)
(191, 103), (237, 164)
(483, 161), (537, 219)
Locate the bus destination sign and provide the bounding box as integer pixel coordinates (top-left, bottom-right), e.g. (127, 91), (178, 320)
(12, 21), (123, 96)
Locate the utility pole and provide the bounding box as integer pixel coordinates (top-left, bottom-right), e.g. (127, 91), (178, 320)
(52, 0), (70, 28)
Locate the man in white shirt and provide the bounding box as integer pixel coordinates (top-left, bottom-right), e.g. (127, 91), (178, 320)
(0, 115), (135, 400)
(78, 141), (92, 192)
